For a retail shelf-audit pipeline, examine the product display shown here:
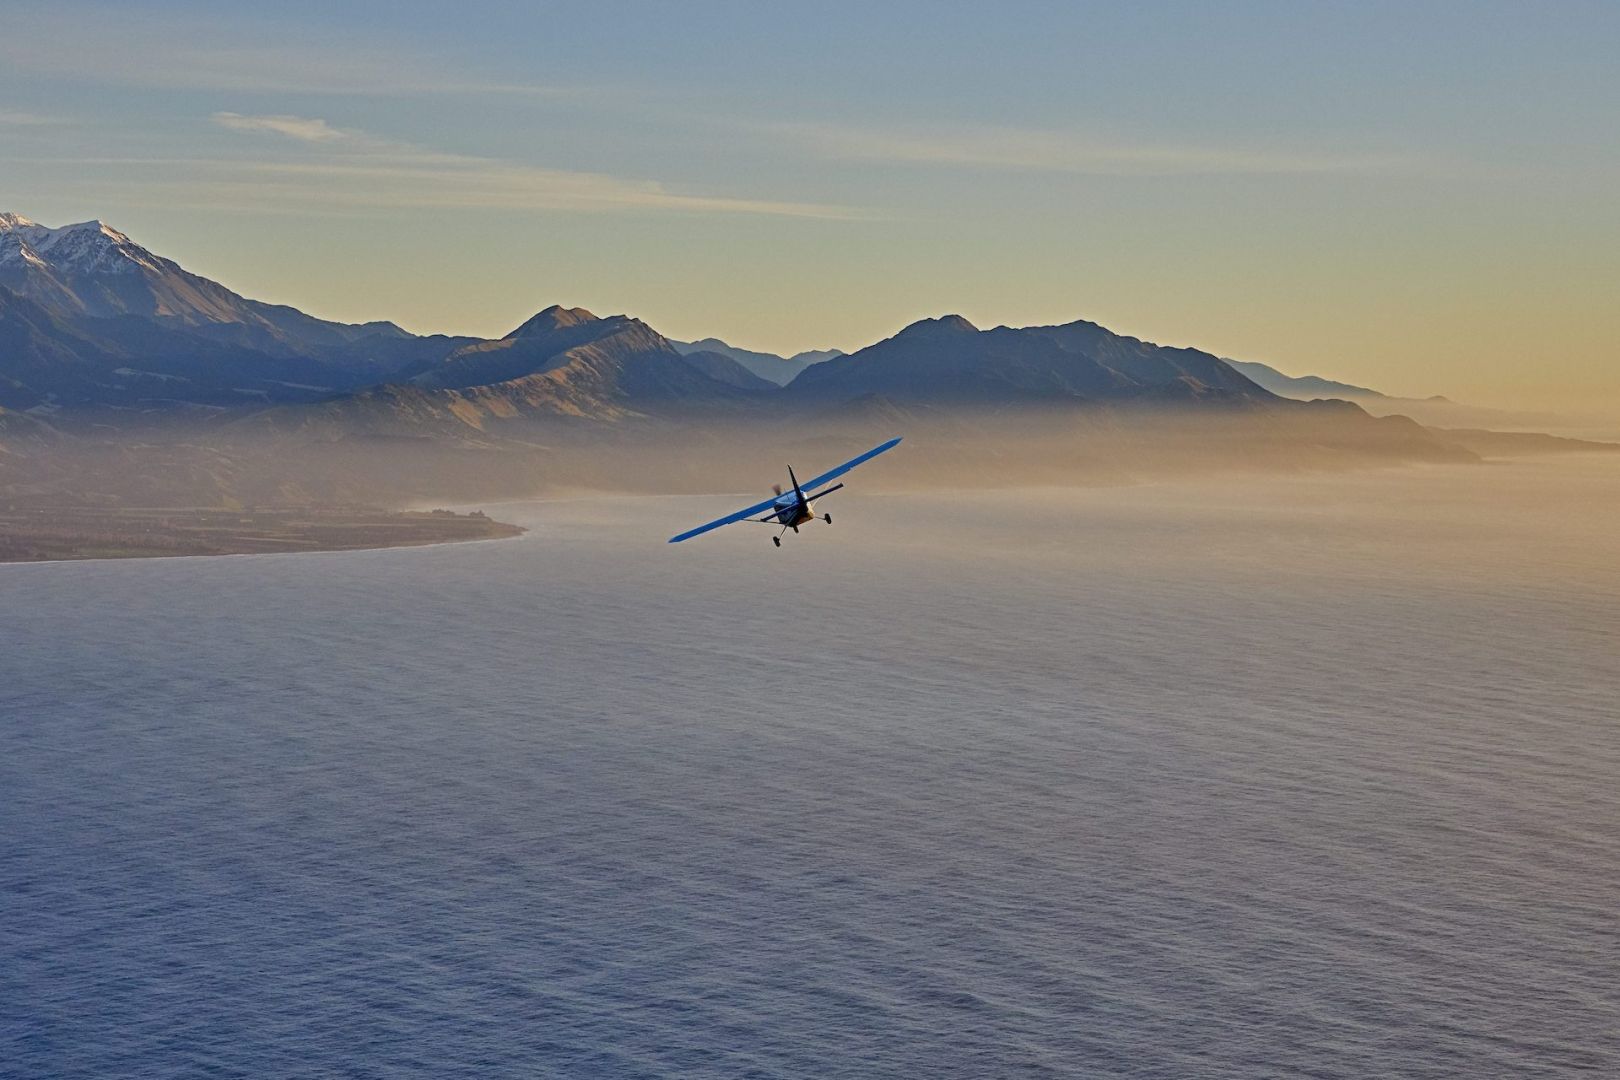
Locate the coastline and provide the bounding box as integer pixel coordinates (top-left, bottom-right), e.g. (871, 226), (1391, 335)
(0, 505), (525, 565)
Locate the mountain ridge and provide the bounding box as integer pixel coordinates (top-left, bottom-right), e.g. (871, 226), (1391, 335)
(402, 303), (774, 418)
(0, 211), (1556, 500)
(1225, 359), (1386, 401)
(0, 214), (404, 348)
(671, 337), (842, 385)
(788, 314), (1273, 405)
(0, 212), (1434, 424)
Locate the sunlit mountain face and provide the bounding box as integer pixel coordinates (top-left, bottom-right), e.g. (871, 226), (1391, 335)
(0, 214), (1275, 419)
(4, 211), (1613, 515)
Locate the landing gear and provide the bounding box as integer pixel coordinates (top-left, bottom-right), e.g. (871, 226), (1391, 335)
(772, 536), (781, 547)
(823, 513), (832, 524)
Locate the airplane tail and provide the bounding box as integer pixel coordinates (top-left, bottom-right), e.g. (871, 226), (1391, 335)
(788, 465), (806, 505)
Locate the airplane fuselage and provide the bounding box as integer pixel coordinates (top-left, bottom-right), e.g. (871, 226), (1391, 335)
(771, 495), (815, 528)
(665, 436), (896, 546)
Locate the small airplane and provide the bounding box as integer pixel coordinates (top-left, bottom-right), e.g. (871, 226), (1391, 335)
(668, 437), (902, 546)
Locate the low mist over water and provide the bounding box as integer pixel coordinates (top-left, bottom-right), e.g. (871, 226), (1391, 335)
(4, 457), (1618, 1077)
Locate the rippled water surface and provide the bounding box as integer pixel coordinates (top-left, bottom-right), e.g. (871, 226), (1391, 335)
(4, 458), (1619, 1078)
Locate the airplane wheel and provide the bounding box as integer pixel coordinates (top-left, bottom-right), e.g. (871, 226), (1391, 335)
(772, 537), (781, 547)
(823, 513), (832, 524)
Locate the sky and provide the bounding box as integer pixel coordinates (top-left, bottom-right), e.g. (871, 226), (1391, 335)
(3, 0), (1617, 411)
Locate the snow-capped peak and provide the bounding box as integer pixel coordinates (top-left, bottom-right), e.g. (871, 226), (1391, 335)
(51, 218), (130, 241)
(0, 214), (161, 274)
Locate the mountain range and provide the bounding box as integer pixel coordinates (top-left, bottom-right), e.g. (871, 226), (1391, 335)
(1218, 357), (1579, 430)
(7, 211), (1596, 511)
(0, 213), (1305, 423)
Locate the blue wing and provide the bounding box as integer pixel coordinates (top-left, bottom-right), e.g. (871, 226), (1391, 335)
(798, 437), (903, 496)
(667, 493), (786, 543)
(667, 437), (902, 543)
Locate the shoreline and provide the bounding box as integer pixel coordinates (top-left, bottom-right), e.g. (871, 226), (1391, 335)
(0, 506), (526, 565)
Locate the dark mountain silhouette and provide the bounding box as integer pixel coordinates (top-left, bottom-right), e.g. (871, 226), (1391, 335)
(0, 213), (1376, 424)
(1222, 357), (1565, 429)
(400, 304), (775, 418)
(675, 350), (779, 391)
(788, 315), (1271, 405)
(671, 336), (841, 385)
(0, 283), (391, 410)
(313, 330), (483, 381)
(1225, 359), (1385, 400)
(8, 209), (1588, 516)
(235, 304), (777, 439)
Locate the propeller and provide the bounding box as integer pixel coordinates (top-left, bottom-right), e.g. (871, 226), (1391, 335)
(772, 484), (783, 496)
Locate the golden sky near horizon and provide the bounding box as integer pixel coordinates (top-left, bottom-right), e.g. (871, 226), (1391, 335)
(3, 2), (1616, 418)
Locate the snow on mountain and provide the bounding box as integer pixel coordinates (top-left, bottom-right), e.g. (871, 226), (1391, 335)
(36, 220), (162, 274)
(0, 215), (163, 275)
(0, 213), (409, 353)
(0, 211), (247, 321)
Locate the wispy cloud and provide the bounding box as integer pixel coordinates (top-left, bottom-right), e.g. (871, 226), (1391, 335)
(0, 9), (573, 98)
(212, 112), (347, 143)
(121, 113), (862, 219)
(774, 121), (1424, 177)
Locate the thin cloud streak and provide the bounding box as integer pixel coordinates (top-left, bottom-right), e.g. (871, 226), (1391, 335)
(21, 163), (858, 220)
(31, 110), (864, 219)
(195, 161), (859, 218)
(776, 121), (1427, 177)
(212, 112), (347, 143)
(0, 9), (575, 99)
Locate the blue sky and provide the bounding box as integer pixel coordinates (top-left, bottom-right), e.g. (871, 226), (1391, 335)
(3, 1), (1617, 408)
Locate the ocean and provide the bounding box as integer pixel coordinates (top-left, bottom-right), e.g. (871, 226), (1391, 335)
(4, 456), (1617, 1078)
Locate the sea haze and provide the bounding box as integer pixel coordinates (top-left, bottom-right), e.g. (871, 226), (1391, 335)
(3, 457), (1618, 1078)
